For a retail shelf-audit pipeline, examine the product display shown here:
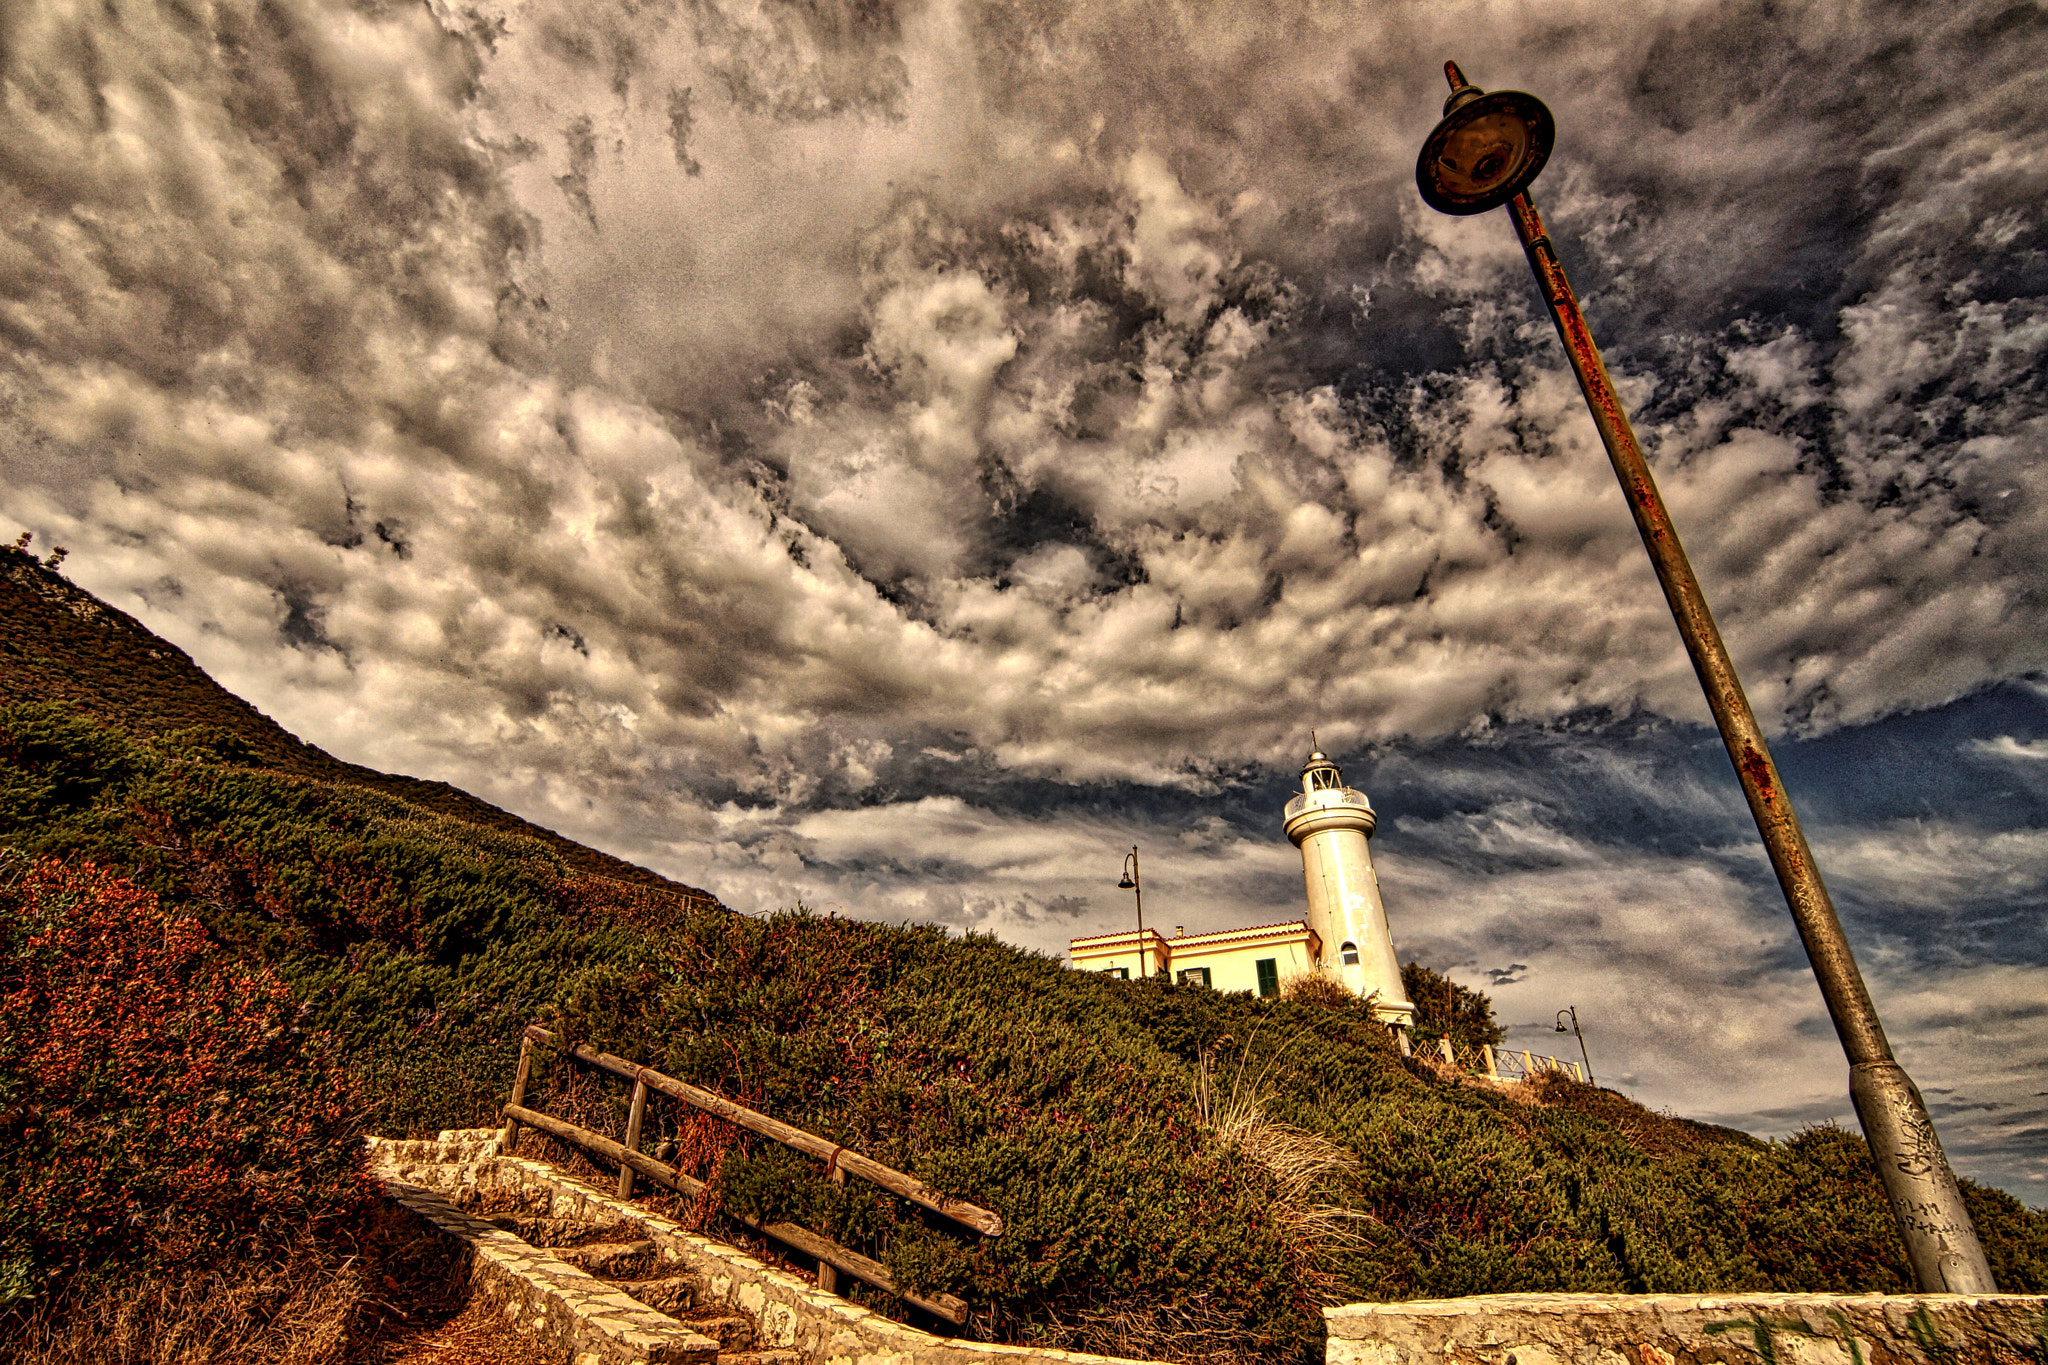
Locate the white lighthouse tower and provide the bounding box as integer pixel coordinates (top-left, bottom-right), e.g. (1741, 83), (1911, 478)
(1283, 749), (1416, 1030)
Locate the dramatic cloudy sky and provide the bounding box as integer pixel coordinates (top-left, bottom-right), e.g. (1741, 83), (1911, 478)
(4, 0), (2046, 1197)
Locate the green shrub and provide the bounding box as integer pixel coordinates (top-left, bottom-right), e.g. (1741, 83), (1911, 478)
(0, 702), (693, 1133)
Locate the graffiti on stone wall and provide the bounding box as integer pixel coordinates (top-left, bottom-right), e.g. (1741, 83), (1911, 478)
(1702, 1309), (1872, 1364)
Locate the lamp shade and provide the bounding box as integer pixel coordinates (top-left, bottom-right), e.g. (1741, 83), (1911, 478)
(1416, 88), (1554, 216)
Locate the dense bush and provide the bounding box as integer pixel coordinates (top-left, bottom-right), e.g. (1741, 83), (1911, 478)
(0, 702), (692, 1133)
(0, 857), (369, 1308)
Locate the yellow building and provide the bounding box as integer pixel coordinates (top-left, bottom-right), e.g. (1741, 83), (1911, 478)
(1067, 921), (1322, 998)
(1066, 927), (1171, 982)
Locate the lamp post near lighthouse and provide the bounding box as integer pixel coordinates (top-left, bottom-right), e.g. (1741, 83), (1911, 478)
(1284, 750), (1415, 1034)
(1117, 847), (1147, 979)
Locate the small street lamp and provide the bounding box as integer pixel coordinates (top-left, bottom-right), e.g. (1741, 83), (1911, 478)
(1117, 846), (1147, 978)
(1555, 1006), (1594, 1086)
(1416, 59), (1995, 1293)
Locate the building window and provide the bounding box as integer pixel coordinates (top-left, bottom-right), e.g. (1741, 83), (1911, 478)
(1177, 967), (1211, 987)
(1104, 966), (1129, 980)
(1340, 942), (1359, 966)
(1309, 768), (1339, 791)
(1255, 958), (1279, 999)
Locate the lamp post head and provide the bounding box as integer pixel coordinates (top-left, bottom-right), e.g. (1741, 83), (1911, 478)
(1417, 60), (1554, 216)
(1118, 873), (1136, 890)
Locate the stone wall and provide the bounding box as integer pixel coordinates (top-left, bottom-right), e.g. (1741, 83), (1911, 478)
(1325, 1290), (2048, 1364)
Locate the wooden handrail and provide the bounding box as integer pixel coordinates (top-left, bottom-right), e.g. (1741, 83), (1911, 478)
(761, 1220), (968, 1323)
(502, 1102), (969, 1323)
(505, 1102), (703, 1198)
(523, 1025), (1004, 1237)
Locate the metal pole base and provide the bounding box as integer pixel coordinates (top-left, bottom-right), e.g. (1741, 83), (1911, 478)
(1849, 1061), (1998, 1292)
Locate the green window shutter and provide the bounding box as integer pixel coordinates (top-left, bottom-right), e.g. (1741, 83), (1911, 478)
(1256, 958), (1279, 998)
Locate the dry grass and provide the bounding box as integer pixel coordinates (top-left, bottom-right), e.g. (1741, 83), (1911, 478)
(1055, 1293), (1267, 1365)
(1192, 1028), (1367, 1305)
(0, 1202), (529, 1365)
(374, 1294), (547, 1365)
(3, 1234), (365, 1365)
(1277, 972), (1356, 1011)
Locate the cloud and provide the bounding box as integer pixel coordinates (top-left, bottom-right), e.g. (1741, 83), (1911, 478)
(1973, 735), (2048, 761)
(14, 0), (2048, 790)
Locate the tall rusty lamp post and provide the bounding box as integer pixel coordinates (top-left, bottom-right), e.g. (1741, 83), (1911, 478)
(1415, 60), (1996, 1294)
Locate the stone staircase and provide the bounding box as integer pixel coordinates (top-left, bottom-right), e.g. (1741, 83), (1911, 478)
(368, 1132), (803, 1365)
(468, 1192), (799, 1365)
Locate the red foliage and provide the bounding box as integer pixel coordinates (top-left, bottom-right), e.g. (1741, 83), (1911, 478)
(0, 857), (371, 1292)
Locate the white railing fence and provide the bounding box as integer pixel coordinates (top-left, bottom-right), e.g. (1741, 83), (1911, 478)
(1429, 1035), (1585, 1084)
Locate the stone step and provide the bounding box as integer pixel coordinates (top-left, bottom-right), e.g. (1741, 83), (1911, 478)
(717, 1351), (801, 1365)
(680, 1313), (755, 1351)
(559, 1239), (660, 1277)
(487, 1214), (624, 1247)
(618, 1276), (696, 1317)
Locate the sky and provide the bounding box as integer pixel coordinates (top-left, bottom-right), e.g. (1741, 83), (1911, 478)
(2, 0), (2045, 1199)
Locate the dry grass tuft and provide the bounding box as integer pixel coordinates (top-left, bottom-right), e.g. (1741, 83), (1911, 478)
(3, 1232), (364, 1365)
(1277, 971), (1355, 1010)
(1056, 1293), (1267, 1364)
(0, 1202), (514, 1365)
(1193, 1029), (1367, 1305)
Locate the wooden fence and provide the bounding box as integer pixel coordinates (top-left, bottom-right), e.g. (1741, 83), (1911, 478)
(500, 1024), (999, 1325)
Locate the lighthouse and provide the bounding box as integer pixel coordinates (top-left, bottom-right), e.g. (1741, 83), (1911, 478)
(1283, 750), (1416, 1030)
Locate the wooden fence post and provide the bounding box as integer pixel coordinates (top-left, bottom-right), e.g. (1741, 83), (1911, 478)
(1481, 1044), (1499, 1078)
(618, 1074), (648, 1200)
(1437, 1036), (1456, 1066)
(816, 1162), (847, 1293)
(501, 1033), (534, 1155)
(1523, 1050), (1536, 1080)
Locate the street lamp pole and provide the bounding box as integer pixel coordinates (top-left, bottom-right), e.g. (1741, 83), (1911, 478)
(1118, 847), (1147, 978)
(1416, 60), (1995, 1293)
(1555, 1007), (1594, 1086)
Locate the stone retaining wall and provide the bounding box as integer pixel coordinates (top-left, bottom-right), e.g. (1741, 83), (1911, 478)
(1325, 1290), (2048, 1364)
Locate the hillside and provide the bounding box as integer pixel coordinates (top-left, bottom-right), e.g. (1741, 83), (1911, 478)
(0, 546), (713, 900)
(3, 543), (2046, 1365)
